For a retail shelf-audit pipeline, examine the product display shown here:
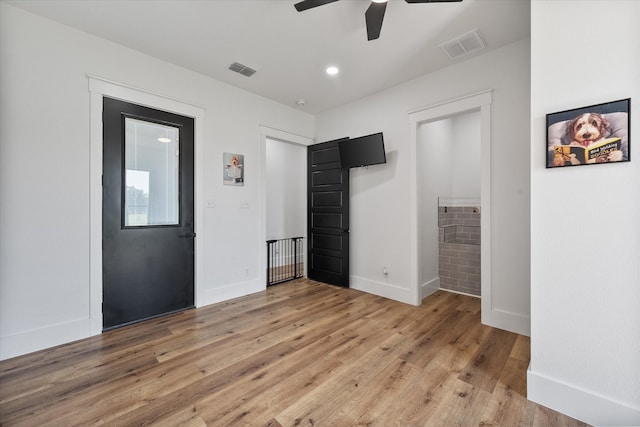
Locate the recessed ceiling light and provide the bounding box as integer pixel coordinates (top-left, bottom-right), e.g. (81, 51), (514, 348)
(371, 0), (387, 3)
(326, 66), (339, 76)
(158, 137), (172, 143)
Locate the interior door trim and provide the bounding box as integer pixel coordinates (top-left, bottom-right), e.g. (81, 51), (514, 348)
(88, 75), (205, 336)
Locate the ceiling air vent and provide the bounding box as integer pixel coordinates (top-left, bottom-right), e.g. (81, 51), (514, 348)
(228, 62), (257, 77)
(439, 29), (486, 60)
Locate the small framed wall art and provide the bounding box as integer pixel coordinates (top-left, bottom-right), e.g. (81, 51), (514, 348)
(223, 152), (244, 186)
(546, 98), (630, 168)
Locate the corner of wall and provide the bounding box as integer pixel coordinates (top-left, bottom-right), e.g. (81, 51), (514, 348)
(420, 277), (440, 301)
(200, 278), (265, 307)
(350, 276), (416, 306)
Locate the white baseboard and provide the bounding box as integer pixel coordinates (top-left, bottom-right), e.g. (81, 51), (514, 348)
(528, 367), (640, 427)
(438, 287), (480, 299)
(481, 305), (530, 336)
(200, 278), (265, 306)
(0, 318), (91, 361)
(350, 275), (414, 305)
(420, 277), (440, 300)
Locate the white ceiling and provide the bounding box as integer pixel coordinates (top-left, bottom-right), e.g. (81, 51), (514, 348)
(6, 0), (530, 114)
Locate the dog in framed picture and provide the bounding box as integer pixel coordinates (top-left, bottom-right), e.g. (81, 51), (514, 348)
(548, 110), (629, 167)
(567, 113), (609, 147)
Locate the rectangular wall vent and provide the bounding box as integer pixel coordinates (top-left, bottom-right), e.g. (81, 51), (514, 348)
(228, 62), (257, 77)
(439, 29), (486, 60)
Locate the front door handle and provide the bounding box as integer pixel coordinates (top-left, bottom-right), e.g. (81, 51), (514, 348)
(179, 232), (196, 239)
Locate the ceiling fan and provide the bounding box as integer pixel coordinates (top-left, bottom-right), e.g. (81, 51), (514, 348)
(294, 0), (463, 41)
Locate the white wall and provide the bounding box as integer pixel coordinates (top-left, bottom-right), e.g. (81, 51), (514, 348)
(316, 38), (531, 334)
(451, 111), (481, 198)
(265, 138), (307, 240)
(529, 1), (640, 425)
(0, 3), (314, 360)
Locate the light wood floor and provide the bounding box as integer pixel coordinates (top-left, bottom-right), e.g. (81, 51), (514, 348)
(267, 263), (304, 286)
(0, 279), (588, 426)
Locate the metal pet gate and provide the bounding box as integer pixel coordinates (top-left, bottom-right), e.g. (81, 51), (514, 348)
(266, 237), (304, 286)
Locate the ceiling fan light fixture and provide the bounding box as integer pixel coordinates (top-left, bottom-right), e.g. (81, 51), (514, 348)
(295, 0), (463, 41)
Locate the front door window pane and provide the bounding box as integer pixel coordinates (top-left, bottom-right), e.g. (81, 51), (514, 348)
(124, 118), (179, 226)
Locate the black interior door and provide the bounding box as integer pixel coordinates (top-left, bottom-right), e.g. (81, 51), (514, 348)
(307, 138), (350, 287)
(102, 97), (195, 330)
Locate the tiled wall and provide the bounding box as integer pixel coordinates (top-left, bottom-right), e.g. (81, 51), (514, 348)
(438, 206), (481, 296)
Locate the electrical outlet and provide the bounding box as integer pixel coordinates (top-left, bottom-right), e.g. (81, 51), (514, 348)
(383, 267), (388, 277)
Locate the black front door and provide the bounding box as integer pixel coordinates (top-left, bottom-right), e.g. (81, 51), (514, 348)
(307, 138), (350, 287)
(102, 97), (195, 330)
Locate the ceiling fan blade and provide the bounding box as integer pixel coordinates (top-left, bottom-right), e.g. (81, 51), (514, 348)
(405, 0), (462, 3)
(365, 1), (387, 41)
(294, 0), (340, 12)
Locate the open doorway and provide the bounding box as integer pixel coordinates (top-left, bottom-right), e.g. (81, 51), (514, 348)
(417, 110), (481, 298)
(408, 90), (495, 327)
(265, 137), (307, 285)
(259, 126), (314, 287)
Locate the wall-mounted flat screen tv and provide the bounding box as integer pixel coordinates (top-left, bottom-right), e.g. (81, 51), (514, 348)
(338, 132), (386, 169)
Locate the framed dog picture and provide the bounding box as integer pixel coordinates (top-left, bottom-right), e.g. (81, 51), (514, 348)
(546, 98), (630, 168)
(223, 152), (244, 186)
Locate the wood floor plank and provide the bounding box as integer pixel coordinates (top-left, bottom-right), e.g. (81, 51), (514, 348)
(458, 327), (518, 393)
(371, 357), (453, 426)
(55, 360), (206, 426)
(199, 355), (342, 426)
(273, 331), (410, 426)
(153, 307), (297, 363)
(0, 279), (589, 427)
(399, 308), (477, 370)
(432, 377), (493, 426)
(109, 341), (297, 426)
(0, 325), (173, 398)
(510, 333), (531, 362)
(0, 350), (160, 425)
(479, 356), (531, 426)
(338, 357), (417, 425)
(195, 318), (380, 424)
(149, 406), (208, 427)
(532, 404), (591, 427)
